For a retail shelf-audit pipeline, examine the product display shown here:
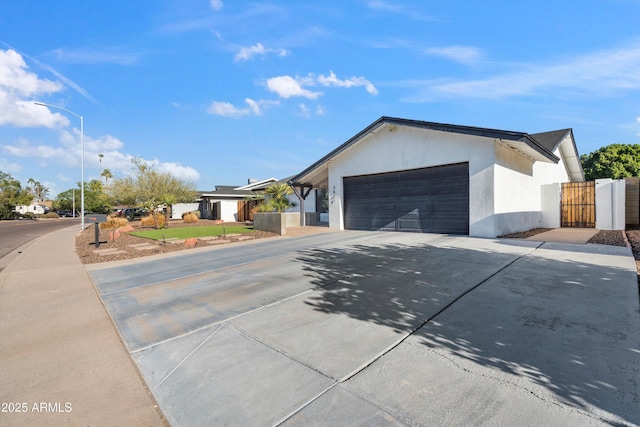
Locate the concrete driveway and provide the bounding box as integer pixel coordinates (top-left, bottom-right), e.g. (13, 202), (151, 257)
(87, 231), (640, 426)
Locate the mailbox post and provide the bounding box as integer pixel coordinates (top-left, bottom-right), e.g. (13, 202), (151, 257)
(84, 214), (108, 248)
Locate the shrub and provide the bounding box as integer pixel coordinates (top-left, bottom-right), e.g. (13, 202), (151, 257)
(183, 212), (199, 223)
(22, 212), (35, 219)
(100, 216), (129, 229)
(141, 214), (165, 227)
(182, 210), (201, 219)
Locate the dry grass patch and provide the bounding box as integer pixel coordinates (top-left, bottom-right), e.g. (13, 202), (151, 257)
(141, 214), (166, 228)
(100, 216), (129, 229)
(183, 212), (199, 223)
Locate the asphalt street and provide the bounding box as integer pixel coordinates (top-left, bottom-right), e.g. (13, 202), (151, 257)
(86, 231), (640, 426)
(0, 218), (79, 262)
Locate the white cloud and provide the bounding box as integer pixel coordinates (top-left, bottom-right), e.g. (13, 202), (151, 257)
(266, 72), (377, 100)
(234, 43), (290, 62)
(266, 76), (322, 99)
(208, 101), (247, 117)
(0, 49), (69, 127)
(423, 45), (482, 66)
(157, 161), (201, 182)
(210, 0), (223, 10)
(207, 98), (279, 118)
(317, 71), (378, 95)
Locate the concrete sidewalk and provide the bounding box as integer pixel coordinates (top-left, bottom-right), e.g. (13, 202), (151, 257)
(525, 227), (599, 244)
(0, 226), (165, 426)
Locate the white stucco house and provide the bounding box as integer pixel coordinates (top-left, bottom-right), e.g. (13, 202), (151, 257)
(288, 116), (584, 238)
(175, 178), (279, 222)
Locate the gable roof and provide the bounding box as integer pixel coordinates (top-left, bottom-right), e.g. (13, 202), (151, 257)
(290, 116), (583, 187)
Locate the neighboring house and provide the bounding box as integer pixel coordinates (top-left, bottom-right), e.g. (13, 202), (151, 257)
(186, 178), (279, 222)
(15, 204), (50, 215)
(288, 116), (584, 238)
(249, 177), (329, 224)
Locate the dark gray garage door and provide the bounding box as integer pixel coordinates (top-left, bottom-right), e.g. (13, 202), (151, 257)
(343, 162), (469, 234)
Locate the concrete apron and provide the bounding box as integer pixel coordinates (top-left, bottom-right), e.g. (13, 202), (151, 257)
(88, 231), (639, 427)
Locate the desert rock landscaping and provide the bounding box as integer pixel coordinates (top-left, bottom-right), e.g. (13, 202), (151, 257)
(75, 219), (277, 264)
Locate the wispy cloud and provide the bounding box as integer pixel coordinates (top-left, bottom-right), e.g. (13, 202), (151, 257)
(234, 43), (290, 62)
(48, 47), (141, 66)
(3, 46), (99, 104)
(401, 42), (640, 102)
(210, 0), (223, 10)
(367, 0), (439, 22)
(423, 45), (483, 66)
(317, 71), (378, 95)
(207, 98), (279, 118)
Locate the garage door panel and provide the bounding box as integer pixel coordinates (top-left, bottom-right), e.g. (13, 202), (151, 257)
(398, 184), (429, 197)
(344, 163), (468, 234)
(397, 219), (430, 232)
(370, 185), (397, 199)
(370, 215), (397, 230)
(344, 187), (369, 200)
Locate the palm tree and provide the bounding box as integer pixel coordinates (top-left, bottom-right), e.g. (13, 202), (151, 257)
(98, 153), (104, 172)
(261, 182), (295, 212)
(101, 168), (113, 189)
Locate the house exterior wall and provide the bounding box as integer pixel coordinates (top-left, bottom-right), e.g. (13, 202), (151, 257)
(326, 126), (496, 237)
(284, 192), (316, 213)
(540, 183), (561, 228)
(596, 179), (626, 230)
(492, 144), (570, 236)
(171, 203), (199, 219)
(219, 200), (239, 222)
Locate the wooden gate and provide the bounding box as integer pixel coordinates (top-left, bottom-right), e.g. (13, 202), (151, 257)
(561, 181), (595, 228)
(237, 199), (261, 222)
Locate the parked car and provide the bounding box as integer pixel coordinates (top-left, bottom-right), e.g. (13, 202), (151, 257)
(122, 207), (148, 221)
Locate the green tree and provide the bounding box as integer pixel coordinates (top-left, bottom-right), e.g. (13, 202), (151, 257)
(54, 180), (111, 214)
(580, 144), (640, 180)
(101, 168), (113, 189)
(109, 157), (197, 228)
(54, 188), (78, 213)
(0, 171), (32, 219)
(26, 178), (49, 202)
(257, 182), (295, 212)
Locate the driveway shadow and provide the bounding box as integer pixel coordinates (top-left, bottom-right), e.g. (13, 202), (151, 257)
(295, 240), (640, 425)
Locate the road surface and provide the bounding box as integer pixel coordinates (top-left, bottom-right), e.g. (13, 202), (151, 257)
(0, 218), (80, 262)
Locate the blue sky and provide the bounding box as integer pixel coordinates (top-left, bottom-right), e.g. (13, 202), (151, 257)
(1, 0), (639, 198)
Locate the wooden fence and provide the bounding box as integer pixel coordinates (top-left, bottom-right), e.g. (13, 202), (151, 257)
(626, 177), (639, 227)
(561, 181), (595, 228)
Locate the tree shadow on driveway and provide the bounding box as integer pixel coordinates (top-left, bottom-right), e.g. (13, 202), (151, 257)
(295, 240), (640, 425)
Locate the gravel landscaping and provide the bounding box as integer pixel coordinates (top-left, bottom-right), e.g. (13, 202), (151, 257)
(75, 219), (277, 264)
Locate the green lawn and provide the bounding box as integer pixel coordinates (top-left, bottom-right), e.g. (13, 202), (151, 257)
(130, 225), (254, 240)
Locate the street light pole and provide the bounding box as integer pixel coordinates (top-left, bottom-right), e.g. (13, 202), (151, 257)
(34, 102), (85, 230)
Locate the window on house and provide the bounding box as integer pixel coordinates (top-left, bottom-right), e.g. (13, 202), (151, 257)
(315, 188), (328, 213)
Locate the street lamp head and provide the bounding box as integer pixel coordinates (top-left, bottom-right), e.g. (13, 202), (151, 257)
(34, 102), (47, 106)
